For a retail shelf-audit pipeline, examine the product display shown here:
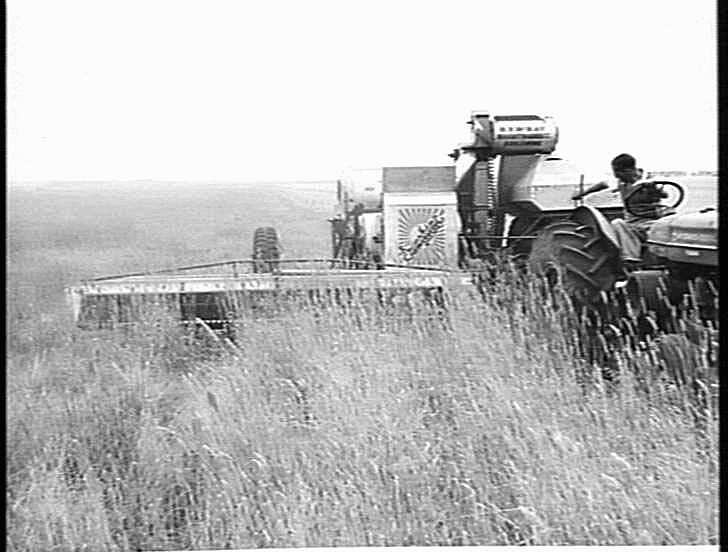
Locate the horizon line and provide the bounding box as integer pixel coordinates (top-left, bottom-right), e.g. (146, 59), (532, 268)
(6, 169), (719, 186)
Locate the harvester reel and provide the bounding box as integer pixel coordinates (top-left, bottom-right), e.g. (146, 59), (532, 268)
(252, 226), (281, 273)
(528, 219), (621, 304)
(624, 180), (684, 219)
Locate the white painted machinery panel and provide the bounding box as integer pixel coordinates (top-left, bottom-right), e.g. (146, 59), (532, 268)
(382, 166), (459, 268)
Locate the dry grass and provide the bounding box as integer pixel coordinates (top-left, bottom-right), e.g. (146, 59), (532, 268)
(6, 290), (719, 550)
(6, 181), (719, 550)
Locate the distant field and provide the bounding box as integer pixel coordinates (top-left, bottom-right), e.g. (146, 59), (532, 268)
(7, 175), (717, 303)
(7, 181), (336, 329)
(5, 177), (718, 550)
(660, 175), (717, 212)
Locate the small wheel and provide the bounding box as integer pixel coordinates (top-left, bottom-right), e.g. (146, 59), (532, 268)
(624, 180), (684, 218)
(252, 227), (281, 273)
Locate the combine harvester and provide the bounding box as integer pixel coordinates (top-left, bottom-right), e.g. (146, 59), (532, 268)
(68, 112), (718, 341)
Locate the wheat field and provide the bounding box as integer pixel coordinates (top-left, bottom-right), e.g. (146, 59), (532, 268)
(6, 180), (719, 550)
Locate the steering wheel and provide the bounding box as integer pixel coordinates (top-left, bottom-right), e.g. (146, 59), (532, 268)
(623, 180), (684, 218)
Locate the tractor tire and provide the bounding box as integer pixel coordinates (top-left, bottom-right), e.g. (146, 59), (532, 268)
(508, 216), (549, 258)
(528, 220), (621, 304)
(252, 226), (281, 273)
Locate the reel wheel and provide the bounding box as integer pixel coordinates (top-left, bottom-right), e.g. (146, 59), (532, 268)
(252, 226), (281, 273)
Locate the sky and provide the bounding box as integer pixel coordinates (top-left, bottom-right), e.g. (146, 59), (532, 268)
(7, 0), (718, 182)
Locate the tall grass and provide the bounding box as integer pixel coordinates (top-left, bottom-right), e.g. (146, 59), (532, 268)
(7, 181), (718, 549)
(6, 282), (718, 550)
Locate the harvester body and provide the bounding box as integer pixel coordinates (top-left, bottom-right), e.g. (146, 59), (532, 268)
(381, 166), (460, 268)
(67, 111), (717, 334)
(332, 113), (624, 266)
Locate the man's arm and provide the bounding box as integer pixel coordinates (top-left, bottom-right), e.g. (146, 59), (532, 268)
(571, 180), (609, 201)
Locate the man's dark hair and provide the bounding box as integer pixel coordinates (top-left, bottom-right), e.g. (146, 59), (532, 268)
(611, 153), (637, 171)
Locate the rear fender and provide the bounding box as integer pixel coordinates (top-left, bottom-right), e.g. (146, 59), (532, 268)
(570, 206), (620, 253)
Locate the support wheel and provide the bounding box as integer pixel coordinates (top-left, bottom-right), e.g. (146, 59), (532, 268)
(252, 227), (281, 273)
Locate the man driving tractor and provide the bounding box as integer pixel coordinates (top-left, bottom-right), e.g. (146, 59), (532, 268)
(572, 153), (674, 265)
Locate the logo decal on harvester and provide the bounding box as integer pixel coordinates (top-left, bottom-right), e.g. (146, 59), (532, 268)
(397, 207), (446, 264)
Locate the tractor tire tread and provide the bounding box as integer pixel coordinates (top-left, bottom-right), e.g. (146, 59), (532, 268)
(529, 219), (621, 302)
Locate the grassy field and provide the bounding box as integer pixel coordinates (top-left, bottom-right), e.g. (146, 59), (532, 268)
(6, 179), (719, 550)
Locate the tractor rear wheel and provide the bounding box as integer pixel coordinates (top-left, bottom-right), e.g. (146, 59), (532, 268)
(252, 226), (281, 273)
(528, 220), (621, 304)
